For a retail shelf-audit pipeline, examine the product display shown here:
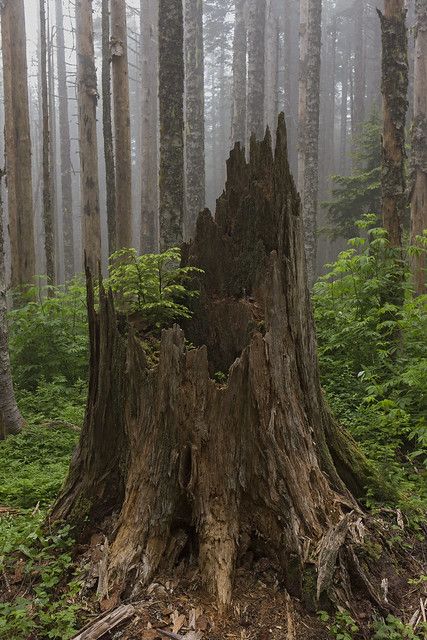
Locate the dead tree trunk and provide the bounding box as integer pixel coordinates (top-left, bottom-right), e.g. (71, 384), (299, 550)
(52, 116), (387, 611)
(55, 0), (75, 281)
(378, 0), (409, 250)
(410, 0), (427, 295)
(40, 0), (56, 287)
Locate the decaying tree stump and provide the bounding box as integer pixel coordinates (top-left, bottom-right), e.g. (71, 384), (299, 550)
(52, 116), (389, 610)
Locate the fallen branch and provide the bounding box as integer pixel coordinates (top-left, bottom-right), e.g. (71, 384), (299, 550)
(71, 604), (135, 640)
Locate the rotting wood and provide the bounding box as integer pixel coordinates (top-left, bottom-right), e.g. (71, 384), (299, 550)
(71, 604), (135, 640)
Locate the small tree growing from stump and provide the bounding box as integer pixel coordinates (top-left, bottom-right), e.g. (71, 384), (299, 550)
(52, 116), (388, 610)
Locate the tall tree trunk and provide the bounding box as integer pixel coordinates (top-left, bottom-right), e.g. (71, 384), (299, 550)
(353, 0), (366, 134)
(40, 0), (56, 287)
(0, 0), (36, 289)
(284, 0), (299, 174)
(55, 0), (75, 281)
(0, 172), (25, 440)
(140, 0), (159, 254)
(298, 0), (322, 286)
(52, 116), (388, 612)
(231, 0), (247, 146)
(159, 0), (185, 250)
(102, 0), (117, 255)
(184, 0), (206, 241)
(111, 0), (133, 250)
(410, 0), (427, 295)
(264, 0), (279, 134)
(378, 0), (408, 250)
(76, 0), (102, 273)
(339, 38), (350, 175)
(247, 0), (266, 139)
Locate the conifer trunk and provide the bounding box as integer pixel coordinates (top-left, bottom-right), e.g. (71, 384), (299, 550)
(231, 0), (247, 146)
(247, 0), (266, 139)
(0, 0), (36, 289)
(159, 0), (185, 250)
(52, 117), (385, 611)
(111, 0), (133, 250)
(410, 0), (427, 294)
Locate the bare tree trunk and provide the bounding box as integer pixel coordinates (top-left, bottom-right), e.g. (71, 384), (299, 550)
(410, 0), (427, 295)
(247, 0), (266, 139)
(159, 0), (185, 250)
(140, 0), (159, 254)
(231, 0), (247, 146)
(264, 0), (279, 133)
(378, 0), (409, 250)
(298, 0), (322, 286)
(0, 0), (35, 289)
(0, 172), (24, 440)
(52, 117), (388, 613)
(40, 0), (56, 287)
(76, 0), (102, 273)
(353, 0), (366, 134)
(184, 0), (205, 241)
(340, 38), (350, 175)
(111, 0), (133, 250)
(102, 0), (117, 255)
(284, 0), (299, 175)
(55, 0), (75, 281)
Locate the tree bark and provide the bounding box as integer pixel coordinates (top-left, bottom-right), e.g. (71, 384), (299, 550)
(76, 0), (102, 274)
(378, 0), (409, 250)
(339, 37), (350, 175)
(410, 0), (427, 295)
(247, 0), (266, 139)
(55, 0), (75, 281)
(0, 172), (25, 440)
(0, 0), (36, 289)
(353, 0), (366, 135)
(102, 0), (117, 256)
(231, 0), (247, 147)
(284, 0), (299, 175)
(159, 0), (185, 250)
(40, 0), (56, 287)
(52, 116), (387, 612)
(184, 0), (206, 241)
(264, 0), (279, 134)
(298, 0), (322, 286)
(111, 0), (133, 250)
(140, 0), (159, 254)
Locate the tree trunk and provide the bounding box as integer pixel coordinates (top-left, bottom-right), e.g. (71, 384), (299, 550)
(264, 1), (279, 134)
(0, 0), (36, 289)
(0, 172), (25, 440)
(231, 0), (247, 146)
(111, 0), (133, 250)
(284, 0), (299, 175)
(378, 0), (409, 250)
(339, 38), (350, 175)
(298, 0), (322, 286)
(140, 0), (159, 254)
(55, 0), (75, 281)
(52, 116), (387, 612)
(247, 0), (266, 139)
(102, 0), (117, 256)
(353, 0), (366, 135)
(184, 0), (206, 241)
(40, 0), (56, 287)
(76, 0), (102, 274)
(410, 0), (427, 295)
(159, 0), (185, 250)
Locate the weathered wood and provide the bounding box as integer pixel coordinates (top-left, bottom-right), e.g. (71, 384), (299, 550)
(53, 116), (387, 611)
(71, 604), (134, 640)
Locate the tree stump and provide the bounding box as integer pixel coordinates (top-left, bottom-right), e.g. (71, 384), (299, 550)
(52, 116), (387, 609)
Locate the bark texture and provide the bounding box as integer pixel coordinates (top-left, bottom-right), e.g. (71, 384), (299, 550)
(76, 0), (102, 274)
(378, 0), (409, 249)
(247, 0), (266, 139)
(231, 0), (247, 146)
(40, 0), (56, 286)
(0, 172), (25, 440)
(140, 0), (159, 254)
(111, 0), (133, 250)
(55, 0), (75, 281)
(52, 117), (385, 611)
(410, 0), (427, 294)
(298, 0), (322, 286)
(102, 0), (117, 255)
(0, 0), (35, 289)
(184, 0), (206, 241)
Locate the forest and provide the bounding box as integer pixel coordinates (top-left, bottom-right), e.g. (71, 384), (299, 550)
(0, 0), (426, 638)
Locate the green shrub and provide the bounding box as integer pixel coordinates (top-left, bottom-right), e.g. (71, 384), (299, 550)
(372, 615), (426, 639)
(107, 247), (203, 328)
(0, 424), (78, 508)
